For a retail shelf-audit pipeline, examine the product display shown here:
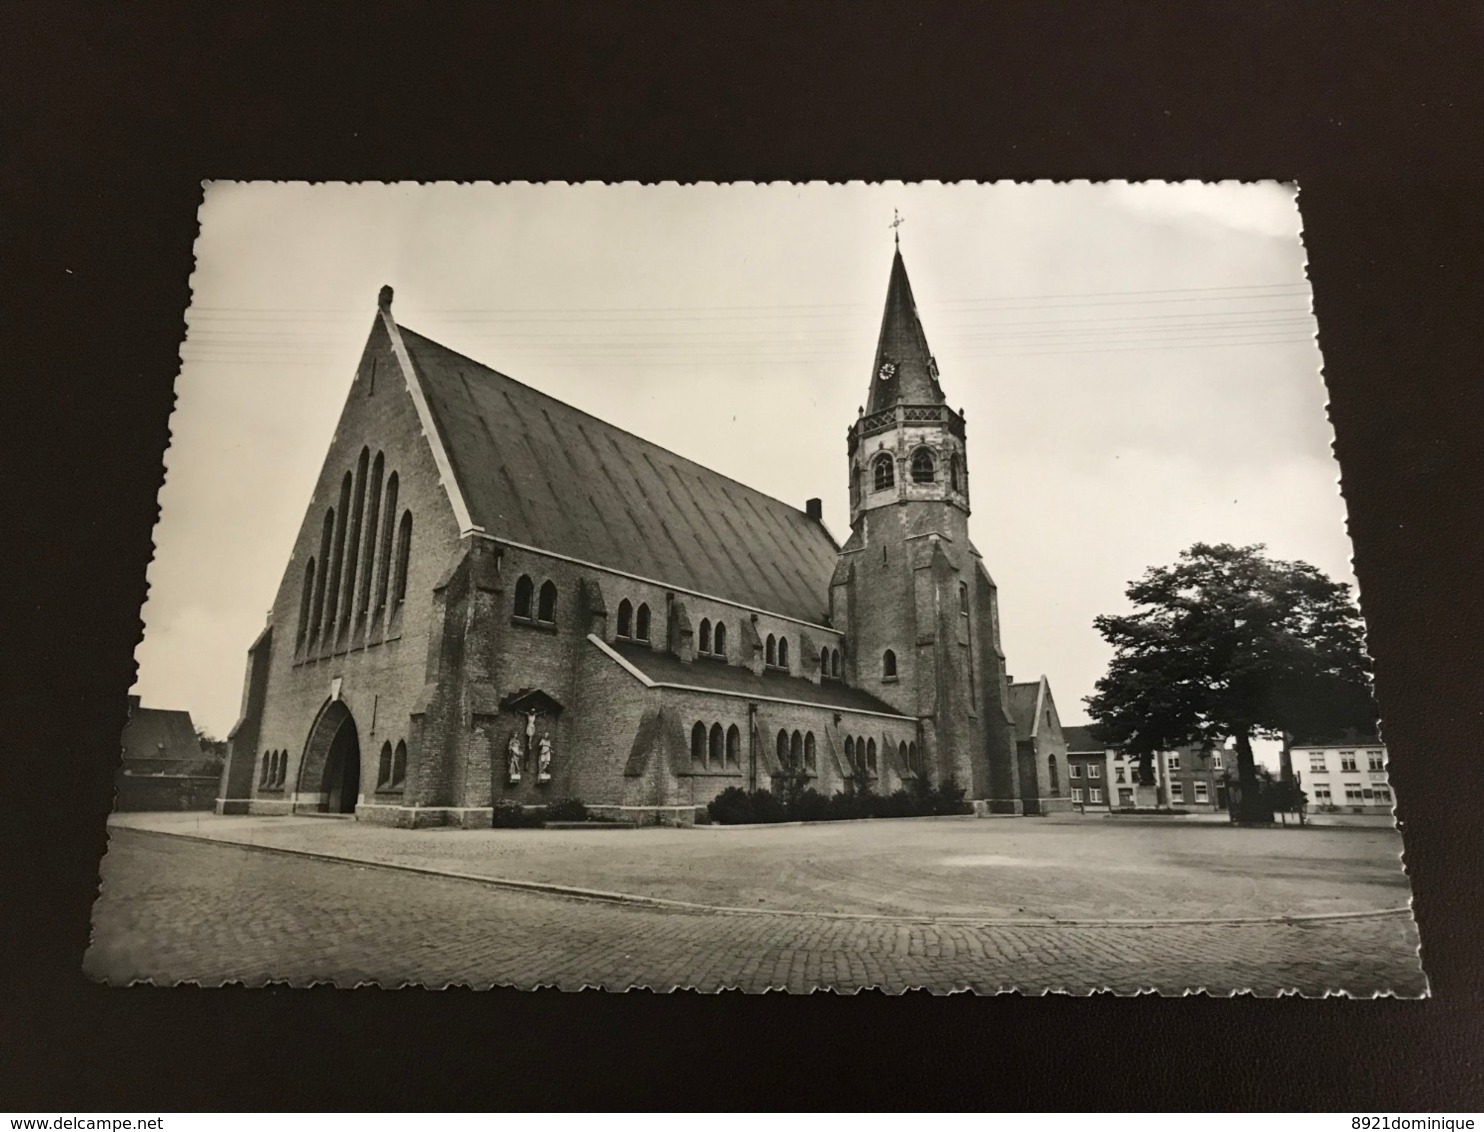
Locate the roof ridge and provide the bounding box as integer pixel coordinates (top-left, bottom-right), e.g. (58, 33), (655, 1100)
(396, 323), (823, 524)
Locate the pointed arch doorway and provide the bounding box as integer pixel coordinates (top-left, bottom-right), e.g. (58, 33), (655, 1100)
(298, 699), (362, 814)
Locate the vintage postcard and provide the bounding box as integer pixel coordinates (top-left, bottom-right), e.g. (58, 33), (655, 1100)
(88, 181), (1423, 993)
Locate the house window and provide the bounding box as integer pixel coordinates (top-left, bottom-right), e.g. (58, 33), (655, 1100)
(882, 649), (897, 678)
(709, 723), (724, 768)
(1087, 763), (1101, 780)
(726, 725), (741, 766)
(1374, 786), (1392, 804)
(1340, 750), (1358, 772)
(873, 453), (895, 491)
(1167, 754), (1180, 772)
(1345, 783), (1364, 803)
(1367, 750), (1385, 772)
(691, 722), (706, 763)
(616, 599), (633, 638)
(1069, 763), (1081, 779)
(1071, 787), (1084, 804)
(1089, 787), (1103, 804)
(537, 580), (557, 623)
(805, 732), (817, 773)
(699, 618), (712, 654)
(514, 575), (534, 619)
(633, 603), (650, 642)
(713, 622), (727, 656)
(766, 634), (777, 666)
(1194, 781), (1209, 803)
(910, 448), (935, 484)
(1114, 767), (1126, 784)
(1118, 788), (1134, 806)
(1314, 785), (1332, 802)
(1169, 783), (1184, 803)
(1309, 752), (1326, 773)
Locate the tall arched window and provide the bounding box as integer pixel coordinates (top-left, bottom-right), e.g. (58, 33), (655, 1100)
(909, 741), (919, 774)
(853, 466), (863, 506)
(616, 599), (633, 638)
(392, 510), (413, 604)
(340, 447), (369, 628)
(819, 646), (830, 675)
(804, 732), (816, 773)
(959, 581), (969, 614)
(691, 722), (706, 762)
(514, 575), (535, 618)
(766, 634), (777, 666)
(911, 448), (935, 484)
(777, 637), (789, 668)
(634, 602), (650, 641)
(1048, 754), (1060, 796)
(950, 453), (962, 492)
(374, 473), (398, 612)
(357, 451), (384, 616)
(699, 619), (712, 653)
(278, 751), (288, 787)
(899, 741), (908, 771)
(537, 580), (557, 622)
(260, 751), (271, 787)
(845, 736), (855, 767)
(831, 649), (842, 678)
(312, 509), (335, 636)
(776, 729), (789, 767)
(324, 473), (352, 627)
(726, 724), (741, 765)
(709, 723), (724, 767)
(392, 740), (407, 786)
(866, 739), (877, 774)
(378, 741), (393, 788)
(713, 622), (727, 656)
(296, 557), (317, 648)
(790, 730), (803, 768)
(882, 649), (897, 678)
(873, 453), (895, 491)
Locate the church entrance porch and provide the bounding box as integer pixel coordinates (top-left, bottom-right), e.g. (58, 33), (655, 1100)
(296, 699), (362, 815)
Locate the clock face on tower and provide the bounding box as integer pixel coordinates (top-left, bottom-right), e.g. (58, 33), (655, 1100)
(878, 361), (896, 382)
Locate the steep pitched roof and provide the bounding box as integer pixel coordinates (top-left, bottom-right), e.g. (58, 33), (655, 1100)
(1061, 724), (1106, 755)
(1006, 680), (1044, 741)
(397, 325), (839, 624)
(866, 248), (946, 414)
(121, 705), (200, 762)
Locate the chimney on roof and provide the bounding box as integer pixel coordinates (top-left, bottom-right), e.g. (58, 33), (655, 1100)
(805, 498), (823, 522)
(378, 285), (394, 311)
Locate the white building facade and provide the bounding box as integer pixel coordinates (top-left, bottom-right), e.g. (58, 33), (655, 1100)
(1294, 740), (1392, 814)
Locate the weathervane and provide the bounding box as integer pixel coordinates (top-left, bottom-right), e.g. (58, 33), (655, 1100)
(890, 208), (905, 246)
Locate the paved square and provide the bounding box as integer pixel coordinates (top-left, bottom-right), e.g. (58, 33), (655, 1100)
(86, 813), (1424, 994)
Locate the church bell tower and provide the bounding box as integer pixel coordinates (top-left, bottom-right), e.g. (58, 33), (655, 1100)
(831, 239), (1020, 806)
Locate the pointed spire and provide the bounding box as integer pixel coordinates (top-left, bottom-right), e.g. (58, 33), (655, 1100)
(866, 245), (945, 414)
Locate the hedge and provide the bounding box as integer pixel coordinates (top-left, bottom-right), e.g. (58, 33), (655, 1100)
(707, 777), (970, 825)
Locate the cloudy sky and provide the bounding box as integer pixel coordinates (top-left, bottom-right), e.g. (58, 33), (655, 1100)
(137, 181), (1349, 767)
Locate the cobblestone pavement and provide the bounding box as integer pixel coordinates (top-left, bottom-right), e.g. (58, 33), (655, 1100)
(87, 829), (1427, 995)
(110, 810), (1414, 920)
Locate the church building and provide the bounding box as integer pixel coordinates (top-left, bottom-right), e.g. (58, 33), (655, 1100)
(218, 245), (1063, 825)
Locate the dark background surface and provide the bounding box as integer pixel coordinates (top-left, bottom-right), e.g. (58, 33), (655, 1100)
(2, 0), (1482, 1112)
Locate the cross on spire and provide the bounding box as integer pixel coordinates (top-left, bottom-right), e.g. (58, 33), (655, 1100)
(890, 208), (905, 246)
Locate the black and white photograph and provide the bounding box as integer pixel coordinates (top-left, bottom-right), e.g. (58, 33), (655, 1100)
(87, 180), (1424, 994)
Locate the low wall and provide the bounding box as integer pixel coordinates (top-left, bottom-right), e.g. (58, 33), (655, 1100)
(114, 774), (220, 812)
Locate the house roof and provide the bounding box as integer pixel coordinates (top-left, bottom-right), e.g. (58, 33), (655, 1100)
(1006, 679), (1044, 741)
(605, 640), (908, 717)
(1061, 724), (1106, 755)
(121, 705), (200, 762)
(866, 248), (946, 414)
(398, 326), (839, 624)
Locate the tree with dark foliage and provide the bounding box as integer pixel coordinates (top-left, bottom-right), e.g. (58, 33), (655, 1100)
(1085, 543), (1376, 823)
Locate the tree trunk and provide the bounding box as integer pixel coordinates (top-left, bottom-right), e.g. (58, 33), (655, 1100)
(1279, 730), (1294, 785)
(1232, 730), (1272, 823)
